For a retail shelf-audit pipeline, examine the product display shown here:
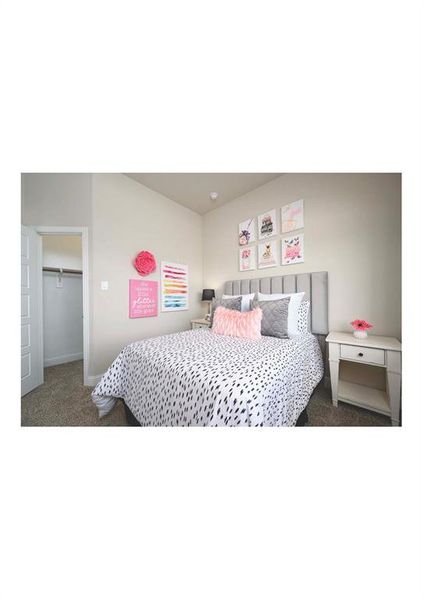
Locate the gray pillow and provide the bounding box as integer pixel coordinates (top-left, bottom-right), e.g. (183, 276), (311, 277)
(251, 298), (290, 338)
(210, 296), (242, 325)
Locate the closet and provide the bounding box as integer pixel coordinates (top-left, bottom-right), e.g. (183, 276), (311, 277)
(42, 236), (83, 367)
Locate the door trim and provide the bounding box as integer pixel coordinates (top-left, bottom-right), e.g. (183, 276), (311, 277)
(35, 226), (90, 387)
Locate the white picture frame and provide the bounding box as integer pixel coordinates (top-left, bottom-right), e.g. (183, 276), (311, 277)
(238, 217), (256, 246)
(281, 199), (304, 233)
(258, 239), (278, 269)
(257, 208), (277, 240)
(161, 261), (189, 311)
(281, 234), (304, 265)
(239, 246), (256, 272)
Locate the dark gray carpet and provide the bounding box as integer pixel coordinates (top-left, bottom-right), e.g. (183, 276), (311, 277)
(21, 360), (126, 427)
(21, 360), (391, 427)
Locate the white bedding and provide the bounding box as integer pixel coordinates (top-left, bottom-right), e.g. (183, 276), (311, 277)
(92, 329), (323, 426)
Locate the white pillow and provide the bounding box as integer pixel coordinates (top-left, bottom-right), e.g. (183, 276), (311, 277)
(222, 293), (255, 312)
(257, 291), (305, 337)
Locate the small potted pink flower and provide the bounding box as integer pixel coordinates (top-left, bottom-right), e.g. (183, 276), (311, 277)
(350, 319), (373, 339)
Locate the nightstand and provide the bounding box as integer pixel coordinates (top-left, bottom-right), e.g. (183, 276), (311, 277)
(191, 318), (210, 330)
(326, 332), (402, 426)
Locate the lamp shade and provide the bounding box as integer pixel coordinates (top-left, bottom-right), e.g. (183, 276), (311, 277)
(201, 288), (215, 301)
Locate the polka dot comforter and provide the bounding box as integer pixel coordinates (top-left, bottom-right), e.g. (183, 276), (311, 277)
(92, 329), (324, 426)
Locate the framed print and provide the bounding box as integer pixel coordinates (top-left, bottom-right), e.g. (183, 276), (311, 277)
(238, 217), (256, 246)
(239, 246), (256, 272)
(258, 208), (277, 239)
(281, 199), (304, 233)
(281, 234), (304, 265)
(161, 261), (189, 311)
(258, 239), (278, 269)
(129, 279), (158, 318)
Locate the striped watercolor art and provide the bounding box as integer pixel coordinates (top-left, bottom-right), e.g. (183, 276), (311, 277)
(161, 261), (189, 311)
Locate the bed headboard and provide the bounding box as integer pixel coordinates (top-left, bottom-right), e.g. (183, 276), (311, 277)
(223, 271), (328, 335)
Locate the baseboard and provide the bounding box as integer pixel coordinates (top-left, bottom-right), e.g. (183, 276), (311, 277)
(44, 352), (83, 367)
(85, 373), (104, 387)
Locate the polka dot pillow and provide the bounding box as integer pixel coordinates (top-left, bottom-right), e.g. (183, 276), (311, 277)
(297, 300), (310, 333)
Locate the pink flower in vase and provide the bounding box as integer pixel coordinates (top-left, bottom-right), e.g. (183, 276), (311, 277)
(350, 319), (373, 331)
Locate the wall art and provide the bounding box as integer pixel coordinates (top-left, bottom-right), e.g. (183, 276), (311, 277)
(238, 217), (256, 246)
(281, 199), (304, 233)
(129, 279), (158, 318)
(281, 234), (304, 265)
(257, 209), (277, 240)
(258, 239), (278, 269)
(239, 246), (256, 272)
(134, 250), (156, 276)
(161, 261), (189, 311)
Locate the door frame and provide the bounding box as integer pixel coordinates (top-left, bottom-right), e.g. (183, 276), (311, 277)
(35, 226), (90, 386)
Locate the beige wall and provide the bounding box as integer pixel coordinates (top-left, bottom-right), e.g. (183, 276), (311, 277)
(203, 173), (401, 339)
(21, 173), (94, 379)
(21, 173), (92, 226)
(42, 235), (83, 270)
(21, 173), (203, 378)
(90, 174), (203, 375)
(21, 172), (401, 380)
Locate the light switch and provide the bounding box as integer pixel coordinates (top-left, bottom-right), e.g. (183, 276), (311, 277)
(101, 281), (109, 290)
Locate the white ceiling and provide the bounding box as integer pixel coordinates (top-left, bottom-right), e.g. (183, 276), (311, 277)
(125, 173), (281, 214)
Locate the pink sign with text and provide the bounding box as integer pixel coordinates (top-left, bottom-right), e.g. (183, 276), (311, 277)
(129, 279), (158, 318)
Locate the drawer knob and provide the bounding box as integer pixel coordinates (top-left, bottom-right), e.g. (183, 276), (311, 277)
(358, 352), (364, 357)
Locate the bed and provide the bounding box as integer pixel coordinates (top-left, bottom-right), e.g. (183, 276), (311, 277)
(92, 271), (328, 427)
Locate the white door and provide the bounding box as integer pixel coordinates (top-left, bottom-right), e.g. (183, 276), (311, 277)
(21, 226), (43, 396)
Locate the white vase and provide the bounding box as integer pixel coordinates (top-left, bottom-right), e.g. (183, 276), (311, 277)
(353, 330), (368, 339)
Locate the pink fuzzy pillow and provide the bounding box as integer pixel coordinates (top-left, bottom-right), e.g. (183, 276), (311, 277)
(212, 306), (262, 340)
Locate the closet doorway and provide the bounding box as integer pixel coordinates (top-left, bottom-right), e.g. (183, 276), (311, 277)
(36, 226), (90, 388)
(42, 235), (83, 374)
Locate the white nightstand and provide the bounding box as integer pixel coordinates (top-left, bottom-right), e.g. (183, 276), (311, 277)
(326, 332), (402, 426)
(191, 318), (210, 330)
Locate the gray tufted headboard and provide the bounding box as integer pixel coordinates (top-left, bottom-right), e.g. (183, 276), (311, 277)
(223, 271), (328, 335)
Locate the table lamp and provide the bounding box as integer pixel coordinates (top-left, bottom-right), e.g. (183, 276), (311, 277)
(201, 289), (215, 320)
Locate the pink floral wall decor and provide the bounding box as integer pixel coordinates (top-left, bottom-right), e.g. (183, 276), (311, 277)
(134, 250), (156, 276)
(281, 234), (304, 265)
(239, 246), (256, 271)
(129, 279), (158, 318)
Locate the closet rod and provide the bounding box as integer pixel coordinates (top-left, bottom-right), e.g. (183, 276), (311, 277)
(42, 267), (82, 275)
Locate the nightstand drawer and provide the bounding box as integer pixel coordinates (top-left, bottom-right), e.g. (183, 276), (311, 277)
(192, 322), (209, 330)
(340, 344), (385, 366)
